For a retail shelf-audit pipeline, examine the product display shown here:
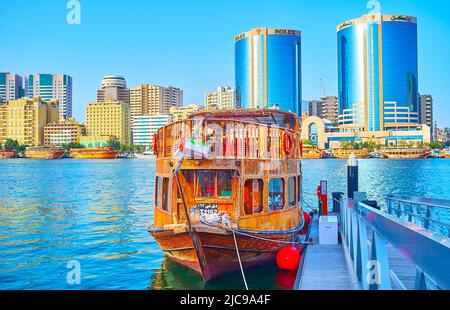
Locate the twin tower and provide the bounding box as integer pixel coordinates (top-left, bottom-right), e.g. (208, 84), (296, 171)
(235, 13), (419, 132)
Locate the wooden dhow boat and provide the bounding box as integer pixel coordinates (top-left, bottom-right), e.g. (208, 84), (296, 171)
(149, 109), (307, 282)
(333, 148), (371, 159)
(381, 148), (431, 159)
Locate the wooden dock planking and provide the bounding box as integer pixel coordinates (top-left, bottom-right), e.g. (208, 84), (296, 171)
(297, 214), (356, 290)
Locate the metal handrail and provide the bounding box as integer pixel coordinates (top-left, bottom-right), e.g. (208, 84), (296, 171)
(339, 196), (450, 290)
(385, 195), (450, 237)
(386, 195), (450, 209)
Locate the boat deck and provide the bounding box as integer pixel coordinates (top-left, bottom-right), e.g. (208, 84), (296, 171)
(296, 214), (358, 290)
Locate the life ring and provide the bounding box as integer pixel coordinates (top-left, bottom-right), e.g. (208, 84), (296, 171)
(283, 132), (294, 155)
(153, 134), (159, 155)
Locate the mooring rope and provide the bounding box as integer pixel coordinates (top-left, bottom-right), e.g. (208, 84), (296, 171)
(232, 229), (249, 290)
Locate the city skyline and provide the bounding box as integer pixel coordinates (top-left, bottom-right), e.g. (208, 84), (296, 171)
(1, 0), (449, 126)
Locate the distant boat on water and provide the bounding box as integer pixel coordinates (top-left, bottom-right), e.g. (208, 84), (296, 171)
(0, 150), (18, 159)
(333, 149), (371, 159)
(381, 148), (431, 159)
(301, 145), (323, 159)
(25, 146), (65, 159)
(70, 147), (119, 159)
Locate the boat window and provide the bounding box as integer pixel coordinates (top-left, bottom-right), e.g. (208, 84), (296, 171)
(181, 170), (196, 194)
(269, 179), (285, 211)
(297, 176), (301, 203)
(155, 177), (162, 207)
(197, 170), (216, 197)
(217, 171), (232, 197)
(162, 178), (170, 211)
(288, 177), (296, 208)
(244, 179), (263, 215)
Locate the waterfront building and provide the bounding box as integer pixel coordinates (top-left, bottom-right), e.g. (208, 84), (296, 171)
(204, 86), (235, 110)
(1, 97), (58, 147)
(308, 96), (339, 125)
(25, 74), (73, 120)
(86, 100), (130, 145)
(235, 27), (302, 114)
(97, 76), (130, 105)
(0, 73), (23, 103)
(81, 135), (117, 149)
(44, 119), (85, 146)
(0, 104), (6, 146)
(308, 100), (322, 118)
(169, 104), (204, 122)
(130, 84), (183, 119)
(302, 115), (430, 150)
(418, 94), (433, 140)
(132, 114), (173, 149)
(436, 127), (450, 144)
(337, 14), (419, 132)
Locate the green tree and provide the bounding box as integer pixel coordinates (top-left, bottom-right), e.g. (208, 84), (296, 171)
(17, 144), (28, 153)
(61, 143), (84, 151)
(4, 139), (20, 151)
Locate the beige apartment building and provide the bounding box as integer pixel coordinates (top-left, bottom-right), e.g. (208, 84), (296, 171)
(0, 97), (59, 147)
(44, 118), (85, 146)
(130, 84), (183, 122)
(169, 104), (204, 122)
(205, 86), (235, 110)
(86, 100), (130, 145)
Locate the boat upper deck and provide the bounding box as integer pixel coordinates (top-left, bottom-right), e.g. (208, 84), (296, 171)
(154, 109), (302, 161)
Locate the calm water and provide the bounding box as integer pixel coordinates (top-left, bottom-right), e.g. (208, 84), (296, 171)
(0, 159), (449, 290)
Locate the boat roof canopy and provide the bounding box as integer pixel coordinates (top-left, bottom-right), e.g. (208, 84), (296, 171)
(188, 109), (300, 130)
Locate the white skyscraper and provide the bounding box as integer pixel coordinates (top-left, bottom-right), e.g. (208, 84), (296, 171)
(25, 74), (73, 119)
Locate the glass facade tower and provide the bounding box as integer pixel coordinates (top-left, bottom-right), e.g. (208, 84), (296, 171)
(235, 28), (302, 115)
(337, 14), (419, 131)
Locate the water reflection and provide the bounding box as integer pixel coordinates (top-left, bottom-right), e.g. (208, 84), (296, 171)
(150, 258), (294, 290)
(0, 158), (448, 290)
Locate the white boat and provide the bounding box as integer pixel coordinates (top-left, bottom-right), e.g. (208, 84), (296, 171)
(135, 151), (156, 159)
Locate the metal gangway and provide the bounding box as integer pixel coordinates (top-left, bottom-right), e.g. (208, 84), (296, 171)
(338, 194), (450, 290)
(297, 154), (450, 290)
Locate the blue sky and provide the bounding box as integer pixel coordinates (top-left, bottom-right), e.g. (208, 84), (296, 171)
(0, 0), (449, 126)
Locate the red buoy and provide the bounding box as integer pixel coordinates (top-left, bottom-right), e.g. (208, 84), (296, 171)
(303, 211), (311, 227)
(276, 246), (301, 271)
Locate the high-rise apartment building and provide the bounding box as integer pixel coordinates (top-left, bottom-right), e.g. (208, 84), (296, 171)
(204, 87), (235, 110)
(235, 27), (302, 114)
(86, 100), (130, 145)
(44, 119), (85, 146)
(25, 74), (72, 120)
(418, 94), (433, 140)
(97, 76), (130, 105)
(308, 100), (322, 118)
(132, 114), (173, 149)
(169, 104), (204, 122)
(0, 73), (23, 103)
(130, 84), (183, 117)
(0, 97), (59, 146)
(308, 96), (339, 125)
(337, 14), (419, 131)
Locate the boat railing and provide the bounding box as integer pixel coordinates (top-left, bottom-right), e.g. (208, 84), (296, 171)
(339, 195), (450, 290)
(385, 195), (450, 237)
(157, 118), (301, 160)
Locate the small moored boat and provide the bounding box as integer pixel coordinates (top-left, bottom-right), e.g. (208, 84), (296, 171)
(301, 145), (323, 159)
(0, 150), (18, 159)
(70, 147), (119, 159)
(149, 109), (307, 282)
(333, 149), (370, 159)
(25, 146), (65, 159)
(381, 148), (431, 159)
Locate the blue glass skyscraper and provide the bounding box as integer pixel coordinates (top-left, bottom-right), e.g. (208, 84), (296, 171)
(235, 28), (301, 115)
(337, 14), (419, 131)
